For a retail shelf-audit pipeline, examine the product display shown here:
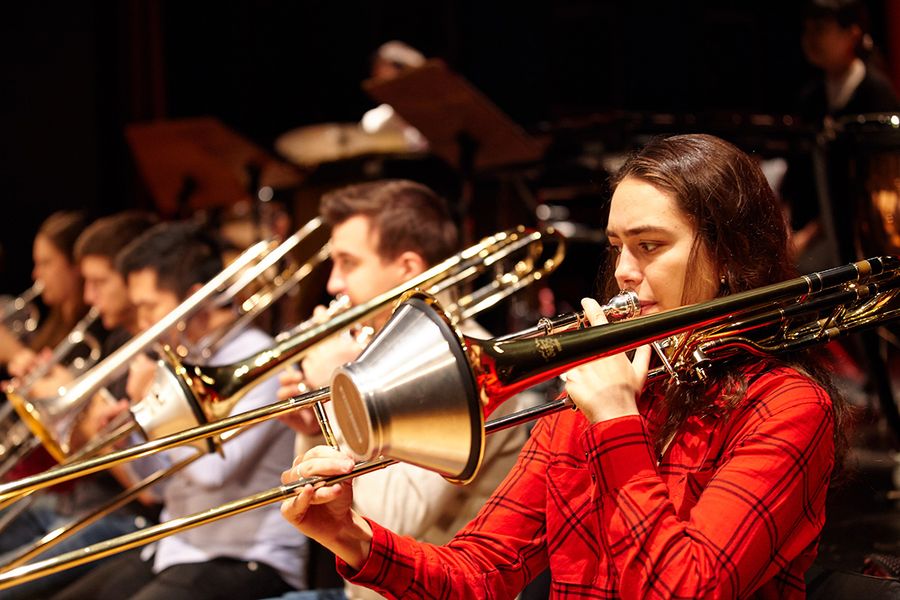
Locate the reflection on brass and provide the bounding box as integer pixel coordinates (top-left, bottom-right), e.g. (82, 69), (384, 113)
(1, 255), (900, 589)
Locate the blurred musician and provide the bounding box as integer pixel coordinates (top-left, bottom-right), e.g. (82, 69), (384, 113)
(280, 135), (849, 599)
(0, 211), (160, 600)
(77, 211), (161, 367)
(54, 221), (307, 600)
(270, 179), (533, 600)
(798, 0), (899, 123)
(1, 211), (90, 378)
(782, 0), (900, 262)
(17, 211), (162, 400)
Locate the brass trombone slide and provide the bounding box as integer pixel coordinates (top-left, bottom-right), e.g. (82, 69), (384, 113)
(0, 256), (898, 588)
(0, 400), (548, 588)
(2, 217), (325, 469)
(0, 424), (255, 571)
(0, 225), (566, 572)
(0, 226), (566, 501)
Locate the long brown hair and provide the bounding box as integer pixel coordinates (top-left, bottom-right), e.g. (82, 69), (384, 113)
(30, 211), (89, 351)
(601, 134), (850, 469)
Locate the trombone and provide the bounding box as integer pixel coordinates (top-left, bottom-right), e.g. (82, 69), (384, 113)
(0, 225), (567, 500)
(0, 224), (565, 573)
(0, 281), (43, 337)
(0, 307), (103, 480)
(15, 307), (103, 392)
(0, 216), (326, 475)
(0, 255), (897, 588)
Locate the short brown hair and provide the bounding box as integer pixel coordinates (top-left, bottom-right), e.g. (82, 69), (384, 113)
(74, 211), (160, 263)
(320, 179), (458, 266)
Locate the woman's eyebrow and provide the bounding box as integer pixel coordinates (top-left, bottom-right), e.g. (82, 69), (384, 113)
(605, 225), (671, 237)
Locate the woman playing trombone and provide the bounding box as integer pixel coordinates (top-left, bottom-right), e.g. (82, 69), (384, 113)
(280, 133), (849, 598)
(0, 210), (90, 379)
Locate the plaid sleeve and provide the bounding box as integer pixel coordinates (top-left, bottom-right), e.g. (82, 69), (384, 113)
(584, 372), (835, 599)
(336, 415), (556, 599)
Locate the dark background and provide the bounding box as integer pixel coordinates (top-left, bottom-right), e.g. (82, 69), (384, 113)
(1, 0), (897, 298)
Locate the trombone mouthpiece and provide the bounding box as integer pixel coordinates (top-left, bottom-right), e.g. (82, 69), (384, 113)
(604, 290), (640, 322)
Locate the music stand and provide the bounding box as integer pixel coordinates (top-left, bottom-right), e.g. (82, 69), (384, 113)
(362, 59), (546, 174)
(125, 116), (303, 218)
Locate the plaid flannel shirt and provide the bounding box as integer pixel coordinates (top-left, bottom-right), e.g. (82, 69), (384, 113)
(339, 362), (835, 599)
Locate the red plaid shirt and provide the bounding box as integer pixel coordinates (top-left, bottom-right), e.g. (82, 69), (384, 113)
(338, 362), (835, 599)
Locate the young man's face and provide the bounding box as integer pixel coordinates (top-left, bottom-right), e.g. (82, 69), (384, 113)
(81, 255), (133, 332)
(801, 18), (859, 72)
(325, 215), (420, 309)
(127, 268), (181, 340)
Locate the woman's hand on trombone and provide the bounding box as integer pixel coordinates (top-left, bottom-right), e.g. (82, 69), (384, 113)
(280, 444), (373, 570)
(563, 298), (652, 424)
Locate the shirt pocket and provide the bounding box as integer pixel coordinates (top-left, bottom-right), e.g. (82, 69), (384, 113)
(545, 463), (602, 585)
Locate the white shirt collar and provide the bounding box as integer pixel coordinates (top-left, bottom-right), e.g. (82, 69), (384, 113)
(825, 58), (866, 112)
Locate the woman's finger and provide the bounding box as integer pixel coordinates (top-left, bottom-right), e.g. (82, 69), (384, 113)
(581, 297), (609, 327)
(632, 344), (653, 385)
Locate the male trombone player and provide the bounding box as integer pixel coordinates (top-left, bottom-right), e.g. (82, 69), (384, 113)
(0, 211), (159, 600)
(270, 179), (537, 600)
(52, 220), (308, 600)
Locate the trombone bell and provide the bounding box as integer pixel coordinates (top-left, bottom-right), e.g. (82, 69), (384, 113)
(331, 293), (484, 484)
(4, 389), (83, 463)
(130, 355), (217, 454)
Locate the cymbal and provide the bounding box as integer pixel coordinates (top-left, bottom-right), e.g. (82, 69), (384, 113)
(274, 122), (411, 167)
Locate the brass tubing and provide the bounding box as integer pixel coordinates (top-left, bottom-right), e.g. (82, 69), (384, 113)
(0, 425), (251, 572)
(0, 455), (197, 571)
(0, 388), (330, 502)
(0, 417), (138, 518)
(0, 405), (563, 590)
(0, 227), (566, 501)
(0, 256), (897, 589)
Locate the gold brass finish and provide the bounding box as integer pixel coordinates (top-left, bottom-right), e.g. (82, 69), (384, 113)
(0, 256), (898, 588)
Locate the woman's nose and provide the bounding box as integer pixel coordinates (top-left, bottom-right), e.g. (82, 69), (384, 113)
(614, 248), (642, 289)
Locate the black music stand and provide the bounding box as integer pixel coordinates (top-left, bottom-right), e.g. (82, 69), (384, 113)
(363, 60), (547, 244)
(363, 59), (545, 174)
(125, 116), (302, 219)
